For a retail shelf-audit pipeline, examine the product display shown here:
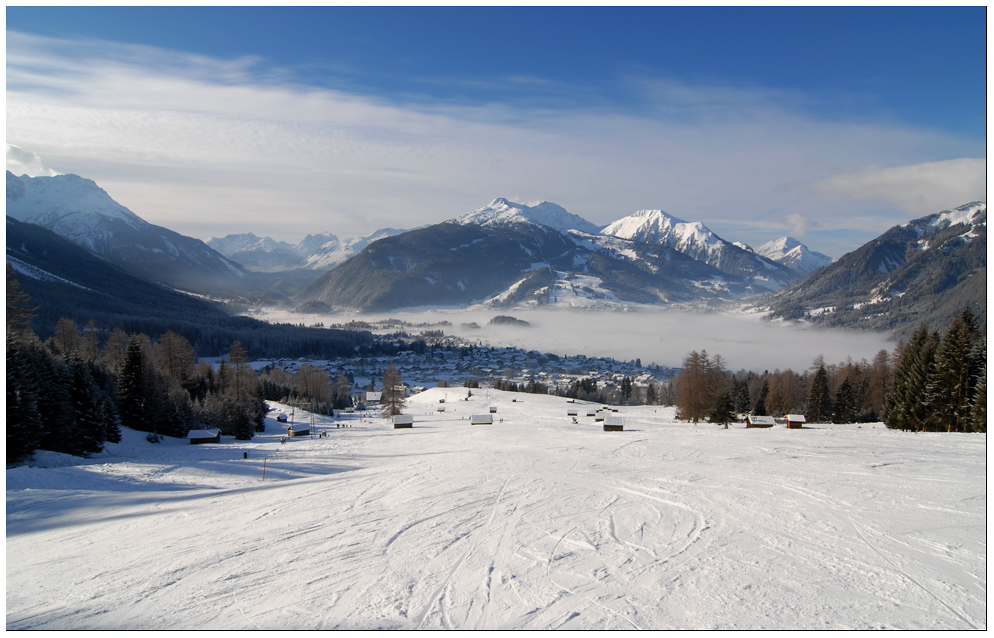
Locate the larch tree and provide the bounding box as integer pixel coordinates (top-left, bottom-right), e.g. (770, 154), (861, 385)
(380, 364), (405, 418)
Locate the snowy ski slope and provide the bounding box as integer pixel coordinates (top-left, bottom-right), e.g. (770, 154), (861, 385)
(6, 388), (986, 630)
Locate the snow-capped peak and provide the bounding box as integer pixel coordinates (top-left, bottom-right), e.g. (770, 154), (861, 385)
(453, 198), (602, 235)
(755, 236), (832, 276)
(6, 171), (146, 230)
(600, 209), (729, 260)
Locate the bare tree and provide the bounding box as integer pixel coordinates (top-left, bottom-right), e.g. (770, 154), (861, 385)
(381, 364), (405, 418)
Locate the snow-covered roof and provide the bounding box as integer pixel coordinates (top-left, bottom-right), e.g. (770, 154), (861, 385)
(746, 415), (776, 426)
(187, 429), (220, 439)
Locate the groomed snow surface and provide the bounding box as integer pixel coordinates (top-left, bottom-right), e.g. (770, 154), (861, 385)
(7, 388), (986, 630)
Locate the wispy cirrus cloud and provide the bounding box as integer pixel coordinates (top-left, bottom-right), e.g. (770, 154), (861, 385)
(5, 31), (984, 256)
(807, 158), (986, 217)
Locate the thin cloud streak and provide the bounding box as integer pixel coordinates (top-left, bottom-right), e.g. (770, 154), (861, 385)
(808, 158), (986, 217)
(6, 31), (984, 256)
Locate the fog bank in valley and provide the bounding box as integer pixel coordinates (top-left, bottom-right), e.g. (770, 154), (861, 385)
(256, 307), (896, 372)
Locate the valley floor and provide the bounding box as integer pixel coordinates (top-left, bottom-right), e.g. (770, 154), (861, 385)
(6, 389), (987, 630)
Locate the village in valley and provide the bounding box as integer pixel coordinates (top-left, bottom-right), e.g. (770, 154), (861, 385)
(253, 329), (677, 406)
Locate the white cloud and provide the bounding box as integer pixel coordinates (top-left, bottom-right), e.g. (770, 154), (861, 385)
(785, 212), (818, 237)
(5, 31), (985, 255)
(808, 158), (987, 217)
(6, 144), (59, 177)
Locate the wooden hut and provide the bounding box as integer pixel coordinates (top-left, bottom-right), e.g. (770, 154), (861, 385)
(471, 414), (494, 425)
(393, 415), (414, 429)
(604, 416), (625, 432)
(187, 429), (221, 444)
(786, 414), (807, 429)
(567, 409), (578, 417)
(287, 423), (310, 437)
(746, 415), (776, 428)
(489, 406), (498, 414)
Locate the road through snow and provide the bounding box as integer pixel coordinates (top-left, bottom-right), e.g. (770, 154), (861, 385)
(6, 388), (987, 629)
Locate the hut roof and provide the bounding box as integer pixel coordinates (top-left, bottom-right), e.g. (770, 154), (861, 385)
(187, 429), (220, 440)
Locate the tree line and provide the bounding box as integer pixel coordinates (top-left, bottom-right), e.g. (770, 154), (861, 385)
(7, 270), (269, 464)
(666, 308), (985, 432)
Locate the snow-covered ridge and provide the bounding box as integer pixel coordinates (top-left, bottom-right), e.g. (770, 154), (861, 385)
(922, 201), (986, 232)
(600, 209), (729, 261)
(454, 198), (602, 235)
(6, 171), (146, 230)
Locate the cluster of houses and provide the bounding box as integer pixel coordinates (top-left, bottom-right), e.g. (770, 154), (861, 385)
(259, 339), (676, 402)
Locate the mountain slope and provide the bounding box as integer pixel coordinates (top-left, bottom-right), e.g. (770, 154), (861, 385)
(7, 171), (247, 293)
(764, 202), (986, 337)
(756, 237), (833, 276)
(6, 216), (374, 357)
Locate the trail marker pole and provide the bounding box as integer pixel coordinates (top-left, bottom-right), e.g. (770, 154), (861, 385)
(263, 456), (267, 481)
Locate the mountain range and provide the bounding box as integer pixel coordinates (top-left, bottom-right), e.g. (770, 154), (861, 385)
(207, 228), (406, 273)
(293, 198), (802, 312)
(7, 171), (984, 338)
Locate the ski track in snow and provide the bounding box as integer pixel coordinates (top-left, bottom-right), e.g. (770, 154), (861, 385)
(6, 389), (987, 630)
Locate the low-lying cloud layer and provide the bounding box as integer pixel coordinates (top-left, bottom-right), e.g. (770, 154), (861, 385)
(6, 31), (985, 257)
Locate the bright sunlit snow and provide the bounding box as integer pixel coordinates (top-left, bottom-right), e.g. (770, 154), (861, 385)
(6, 388), (986, 630)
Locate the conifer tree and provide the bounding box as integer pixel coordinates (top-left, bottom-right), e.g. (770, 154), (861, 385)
(733, 380), (752, 415)
(708, 391), (735, 428)
(971, 366), (986, 433)
(117, 336), (148, 431)
(646, 383), (658, 405)
(6, 333), (44, 463)
(752, 379), (769, 416)
(926, 308), (981, 432)
(66, 354), (107, 456)
(833, 377), (857, 424)
(806, 363), (832, 423)
(884, 324), (940, 431)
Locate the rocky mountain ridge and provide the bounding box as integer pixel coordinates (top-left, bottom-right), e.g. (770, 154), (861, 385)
(763, 202), (986, 338)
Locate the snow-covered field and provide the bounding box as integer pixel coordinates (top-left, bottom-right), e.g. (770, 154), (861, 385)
(7, 388), (986, 630)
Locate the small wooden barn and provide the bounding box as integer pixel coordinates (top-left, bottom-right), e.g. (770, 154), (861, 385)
(287, 424), (310, 437)
(393, 415), (414, 429)
(489, 406), (498, 414)
(786, 414), (807, 429)
(187, 429), (221, 444)
(567, 409), (578, 417)
(746, 415), (776, 428)
(276, 414), (288, 423)
(604, 416), (625, 432)
(471, 414), (493, 425)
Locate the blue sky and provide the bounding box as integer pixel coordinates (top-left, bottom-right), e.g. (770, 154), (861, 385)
(6, 6), (986, 257)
